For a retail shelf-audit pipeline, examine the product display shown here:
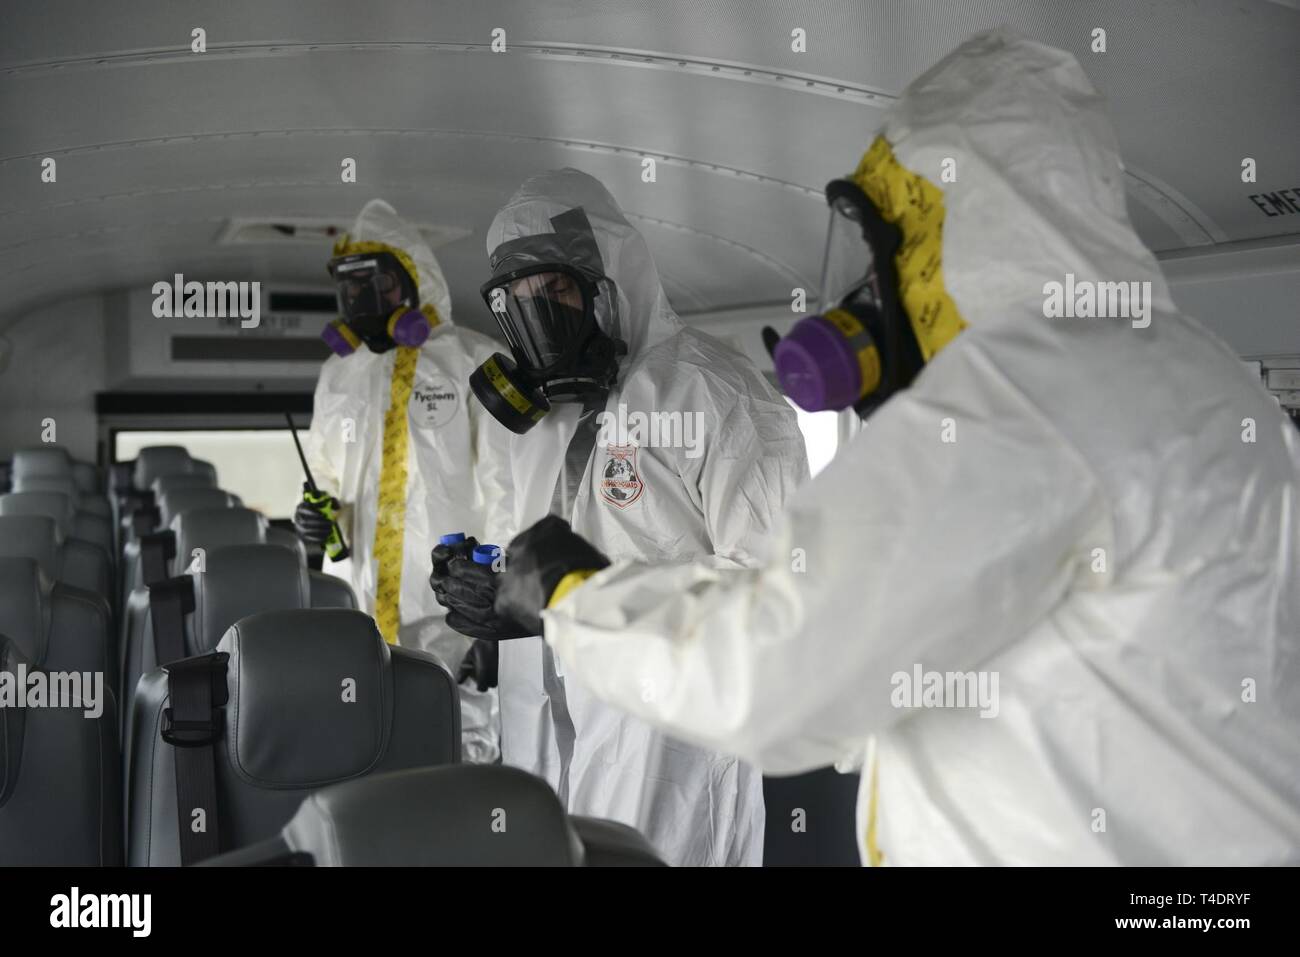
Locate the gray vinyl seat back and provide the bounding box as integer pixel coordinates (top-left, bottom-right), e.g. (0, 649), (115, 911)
(128, 608), (460, 866)
(12, 472), (112, 520)
(120, 506), (271, 684)
(193, 545), (314, 654)
(72, 461), (99, 495)
(170, 508), (311, 575)
(157, 488), (242, 530)
(568, 816), (668, 867)
(151, 472), (217, 498)
(201, 767), (668, 867)
(0, 489), (73, 529)
(0, 636), (122, 865)
(123, 543), (317, 726)
(132, 446), (194, 491)
(128, 447), (219, 491)
(118, 452), (220, 560)
(0, 557), (113, 692)
(0, 514), (113, 612)
(308, 566), (356, 609)
(119, 448), (200, 545)
(120, 509), (341, 706)
(171, 509), (309, 580)
(171, 506), (269, 575)
(191, 459), (218, 483)
(11, 446), (99, 496)
(120, 496), (248, 608)
(12, 446), (73, 480)
(278, 766), (585, 866)
(0, 490), (114, 561)
(267, 525), (312, 565)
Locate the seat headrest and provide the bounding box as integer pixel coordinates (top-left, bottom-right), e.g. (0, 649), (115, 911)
(219, 609), (391, 788)
(266, 526), (309, 567)
(219, 616), (390, 790)
(70, 461), (97, 495)
(0, 491), (76, 536)
(0, 514), (62, 579)
(0, 636), (28, 808)
(281, 765), (583, 866)
(193, 545), (310, 654)
(172, 507), (267, 568)
(159, 488), (239, 528)
(151, 472), (216, 498)
(12, 447), (72, 478)
(133, 446), (193, 490)
(0, 559), (52, 666)
(11, 473), (78, 499)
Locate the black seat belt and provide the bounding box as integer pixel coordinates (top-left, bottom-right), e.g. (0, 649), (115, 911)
(117, 487), (154, 517)
(148, 538), (217, 864)
(161, 652), (229, 865)
(148, 574), (194, 667)
(139, 530), (175, 587)
(121, 488), (157, 543)
(130, 506), (160, 539)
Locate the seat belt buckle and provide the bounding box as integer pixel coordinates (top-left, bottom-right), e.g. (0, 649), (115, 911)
(160, 712), (223, 748)
(161, 652), (229, 748)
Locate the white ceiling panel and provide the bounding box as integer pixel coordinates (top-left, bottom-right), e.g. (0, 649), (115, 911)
(1, 0), (1295, 335)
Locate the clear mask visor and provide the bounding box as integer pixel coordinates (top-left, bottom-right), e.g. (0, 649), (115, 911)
(331, 253), (414, 325)
(817, 197), (878, 310)
(483, 267), (617, 373)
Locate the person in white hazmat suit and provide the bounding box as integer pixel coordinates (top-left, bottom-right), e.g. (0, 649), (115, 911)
(491, 30), (1300, 866)
(297, 198), (511, 764)
(430, 169), (809, 866)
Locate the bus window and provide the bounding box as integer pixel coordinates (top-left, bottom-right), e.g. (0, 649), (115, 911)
(114, 429), (305, 519)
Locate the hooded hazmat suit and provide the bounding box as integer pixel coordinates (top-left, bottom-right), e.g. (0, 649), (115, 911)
(487, 170), (809, 866)
(305, 199), (512, 764)
(538, 30), (1300, 865)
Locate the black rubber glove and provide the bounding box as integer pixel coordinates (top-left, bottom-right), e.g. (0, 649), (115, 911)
(430, 538), (532, 641)
(495, 515), (611, 637)
(293, 495), (339, 545)
(457, 639), (499, 691)
(430, 536), (479, 581)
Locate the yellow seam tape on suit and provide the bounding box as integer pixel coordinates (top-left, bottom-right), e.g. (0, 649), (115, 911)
(372, 345), (420, 644)
(851, 135), (967, 362)
(548, 569), (600, 608)
(865, 751), (885, 866)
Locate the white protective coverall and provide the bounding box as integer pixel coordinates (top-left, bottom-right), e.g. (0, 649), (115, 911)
(540, 30), (1300, 865)
(489, 170), (809, 866)
(305, 199), (511, 763)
